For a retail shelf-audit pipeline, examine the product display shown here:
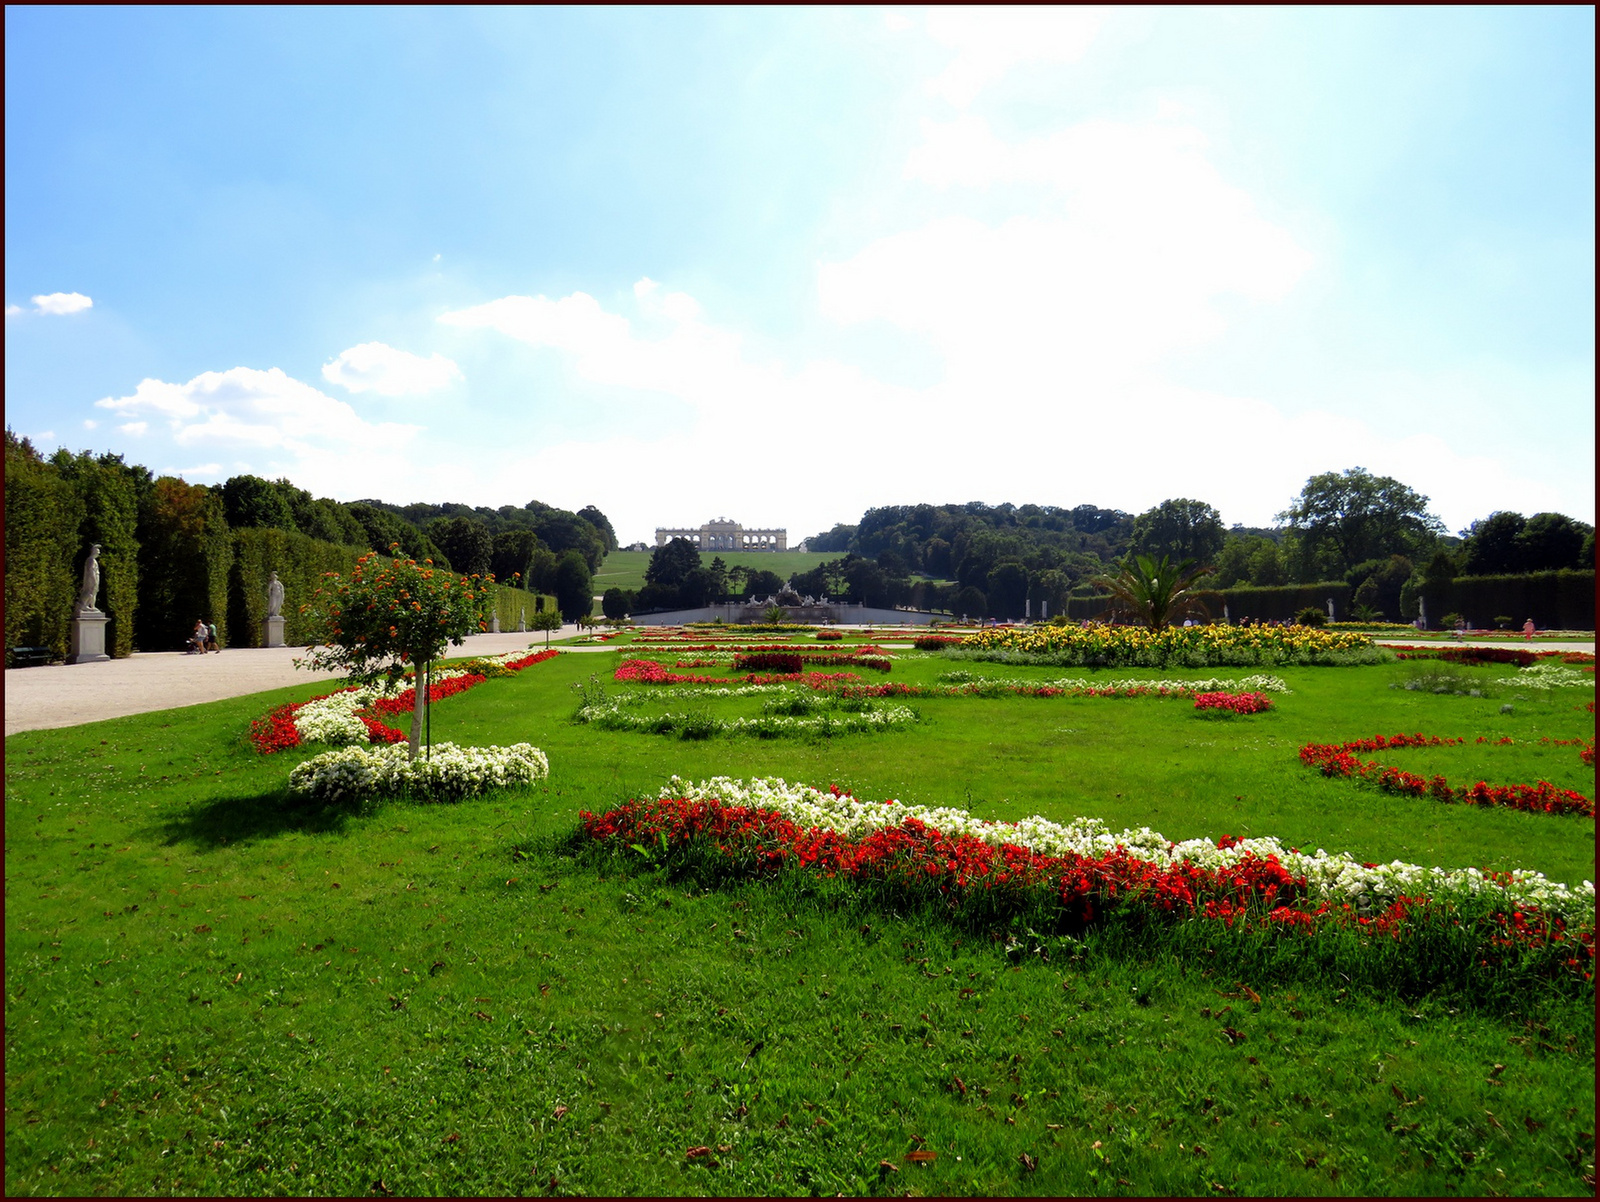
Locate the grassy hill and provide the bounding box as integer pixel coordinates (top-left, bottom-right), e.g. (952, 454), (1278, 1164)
(593, 549), (838, 594)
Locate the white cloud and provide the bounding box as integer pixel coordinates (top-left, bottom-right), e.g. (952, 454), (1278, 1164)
(922, 7), (1111, 107)
(321, 341), (462, 396)
(5, 304), (21, 317)
(119, 421), (148, 436)
(36, 430), (54, 441)
(94, 366), (424, 498)
(31, 291), (93, 315)
(83, 419), (98, 429)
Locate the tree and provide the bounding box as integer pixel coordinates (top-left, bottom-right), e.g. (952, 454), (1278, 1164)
(347, 501), (449, 566)
(1091, 555), (1210, 631)
(1518, 513), (1591, 572)
(491, 528), (545, 585)
(744, 568), (784, 597)
(299, 552), (491, 760)
(1277, 468), (1444, 578)
(53, 449), (146, 656)
(952, 585), (986, 619)
(1460, 511), (1526, 575)
(577, 505), (618, 553)
(646, 538), (701, 590)
(220, 474), (299, 532)
(530, 608), (564, 646)
(986, 561), (1030, 620)
(554, 550), (594, 622)
(601, 587), (630, 619)
(428, 516), (494, 578)
(1130, 499), (1225, 567)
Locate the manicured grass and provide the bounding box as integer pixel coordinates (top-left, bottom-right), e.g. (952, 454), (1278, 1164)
(593, 550), (843, 594)
(4, 646), (1594, 1196)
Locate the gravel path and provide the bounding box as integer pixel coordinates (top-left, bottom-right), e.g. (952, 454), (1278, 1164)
(2, 630), (583, 737)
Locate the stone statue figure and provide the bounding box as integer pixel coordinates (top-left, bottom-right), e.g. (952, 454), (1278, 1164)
(266, 572), (285, 618)
(77, 544), (102, 611)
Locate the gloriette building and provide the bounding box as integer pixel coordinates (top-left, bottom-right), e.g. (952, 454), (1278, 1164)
(655, 517), (786, 552)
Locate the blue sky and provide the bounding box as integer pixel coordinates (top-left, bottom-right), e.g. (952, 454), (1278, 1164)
(6, 6), (1593, 545)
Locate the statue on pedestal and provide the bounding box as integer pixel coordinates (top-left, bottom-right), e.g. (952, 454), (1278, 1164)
(77, 544), (103, 612)
(266, 572), (284, 617)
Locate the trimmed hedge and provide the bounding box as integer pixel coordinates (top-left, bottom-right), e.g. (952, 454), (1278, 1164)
(227, 528), (368, 648)
(53, 451), (142, 657)
(487, 584), (557, 631)
(4, 435), (87, 660)
(1067, 583), (1354, 625)
(135, 477), (234, 651)
(1433, 571), (1595, 632)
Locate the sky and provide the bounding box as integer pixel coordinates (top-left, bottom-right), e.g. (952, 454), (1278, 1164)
(6, 6), (1594, 546)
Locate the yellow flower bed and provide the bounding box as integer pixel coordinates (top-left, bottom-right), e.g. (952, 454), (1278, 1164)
(960, 623), (1379, 667)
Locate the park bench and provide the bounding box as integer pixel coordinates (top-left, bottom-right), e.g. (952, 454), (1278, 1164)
(8, 645), (56, 668)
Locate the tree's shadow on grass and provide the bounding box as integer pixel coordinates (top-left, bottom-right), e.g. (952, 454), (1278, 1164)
(150, 787), (360, 852)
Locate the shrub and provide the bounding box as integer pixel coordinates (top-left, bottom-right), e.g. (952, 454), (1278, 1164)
(733, 652), (804, 674)
(1439, 646), (1536, 668)
(1294, 606), (1326, 627)
(914, 634), (966, 650)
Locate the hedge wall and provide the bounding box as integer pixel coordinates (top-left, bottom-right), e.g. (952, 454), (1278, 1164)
(53, 452), (143, 657)
(1066, 582), (1354, 624)
(487, 584), (557, 631)
(227, 528), (368, 648)
(1434, 571), (1595, 631)
(135, 478), (234, 651)
(4, 438), (87, 659)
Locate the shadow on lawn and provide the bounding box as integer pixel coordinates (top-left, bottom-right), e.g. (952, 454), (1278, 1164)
(152, 786), (360, 851)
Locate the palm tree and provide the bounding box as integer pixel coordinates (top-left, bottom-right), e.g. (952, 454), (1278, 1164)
(1091, 554), (1211, 632)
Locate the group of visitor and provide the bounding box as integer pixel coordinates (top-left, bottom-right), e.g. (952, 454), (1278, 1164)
(188, 619), (220, 654)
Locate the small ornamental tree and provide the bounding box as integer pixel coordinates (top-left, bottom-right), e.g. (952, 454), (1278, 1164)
(297, 546), (491, 759)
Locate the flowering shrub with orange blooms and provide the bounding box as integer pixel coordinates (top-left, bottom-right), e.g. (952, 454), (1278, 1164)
(297, 547), (496, 757)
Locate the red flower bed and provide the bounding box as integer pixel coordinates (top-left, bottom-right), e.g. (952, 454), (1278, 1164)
(1299, 733), (1593, 818)
(575, 795), (1592, 980)
(251, 647), (561, 752)
(732, 651), (803, 674)
(579, 796), (1301, 928)
(815, 629), (844, 641)
(1439, 646), (1537, 667)
(915, 634), (966, 650)
(614, 658), (731, 685)
(743, 671), (861, 687)
(1193, 691), (1273, 714)
(249, 703), (303, 753)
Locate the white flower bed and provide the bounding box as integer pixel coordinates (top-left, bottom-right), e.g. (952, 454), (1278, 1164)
(289, 740), (549, 802)
(577, 703), (917, 737)
(659, 775), (1596, 920)
(1495, 663), (1595, 689)
(291, 665), (485, 746)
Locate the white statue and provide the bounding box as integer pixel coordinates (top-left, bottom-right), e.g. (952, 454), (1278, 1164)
(77, 544), (102, 612)
(266, 572), (285, 618)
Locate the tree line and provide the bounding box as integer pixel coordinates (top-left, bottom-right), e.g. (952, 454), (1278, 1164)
(629, 467), (1591, 623)
(4, 429), (612, 656)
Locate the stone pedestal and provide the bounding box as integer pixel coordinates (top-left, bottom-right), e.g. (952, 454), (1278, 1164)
(69, 609), (110, 664)
(263, 615), (286, 648)
(489, 614), (501, 633)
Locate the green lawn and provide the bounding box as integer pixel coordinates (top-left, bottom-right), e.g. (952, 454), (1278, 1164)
(4, 645), (1594, 1195)
(594, 550), (845, 594)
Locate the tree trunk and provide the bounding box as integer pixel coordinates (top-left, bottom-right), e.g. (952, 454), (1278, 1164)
(408, 659), (428, 760)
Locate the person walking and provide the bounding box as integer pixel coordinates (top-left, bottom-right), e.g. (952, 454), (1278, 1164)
(1523, 618), (1535, 642)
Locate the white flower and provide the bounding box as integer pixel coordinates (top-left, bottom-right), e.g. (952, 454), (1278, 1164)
(289, 741), (549, 802)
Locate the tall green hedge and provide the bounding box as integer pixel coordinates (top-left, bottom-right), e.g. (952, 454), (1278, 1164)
(486, 584), (557, 631)
(1435, 571), (1595, 631)
(1066, 582), (1354, 624)
(136, 478), (234, 650)
(4, 433), (86, 659)
(227, 529), (367, 648)
(51, 451), (144, 657)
